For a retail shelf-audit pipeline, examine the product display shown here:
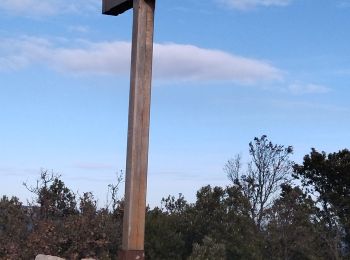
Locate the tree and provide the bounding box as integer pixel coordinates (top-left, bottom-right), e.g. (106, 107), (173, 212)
(106, 170), (124, 213)
(191, 185), (263, 259)
(294, 148), (350, 258)
(23, 171), (123, 259)
(264, 184), (333, 260)
(24, 169), (77, 219)
(145, 186), (263, 259)
(188, 236), (226, 260)
(145, 206), (186, 260)
(0, 196), (30, 258)
(225, 135), (293, 228)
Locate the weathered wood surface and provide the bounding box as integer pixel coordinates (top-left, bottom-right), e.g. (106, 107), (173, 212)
(122, 0), (156, 252)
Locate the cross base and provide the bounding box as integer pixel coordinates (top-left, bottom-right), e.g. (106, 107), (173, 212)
(118, 250), (145, 260)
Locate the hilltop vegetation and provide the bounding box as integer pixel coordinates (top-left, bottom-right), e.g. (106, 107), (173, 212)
(1, 136), (349, 259)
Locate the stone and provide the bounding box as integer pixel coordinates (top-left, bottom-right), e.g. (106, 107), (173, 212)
(35, 255), (65, 260)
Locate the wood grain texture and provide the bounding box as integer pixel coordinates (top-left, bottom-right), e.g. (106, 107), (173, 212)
(122, 0), (156, 251)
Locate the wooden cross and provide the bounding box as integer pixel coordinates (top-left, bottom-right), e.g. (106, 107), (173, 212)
(102, 0), (156, 259)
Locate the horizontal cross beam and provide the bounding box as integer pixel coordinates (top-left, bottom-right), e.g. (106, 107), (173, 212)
(102, 0), (133, 16)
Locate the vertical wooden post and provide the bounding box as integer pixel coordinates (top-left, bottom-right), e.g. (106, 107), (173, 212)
(119, 0), (155, 259)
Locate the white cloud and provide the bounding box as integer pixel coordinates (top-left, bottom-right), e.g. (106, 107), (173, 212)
(271, 100), (348, 112)
(219, 0), (292, 10)
(334, 69), (350, 75)
(68, 25), (90, 33)
(0, 36), (51, 70)
(0, 0), (99, 17)
(0, 0), (57, 16)
(288, 83), (331, 95)
(51, 41), (131, 76)
(0, 36), (283, 84)
(72, 162), (115, 171)
(337, 0), (350, 8)
(154, 43), (282, 83)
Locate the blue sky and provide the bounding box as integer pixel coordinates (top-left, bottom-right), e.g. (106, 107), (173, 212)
(0, 0), (349, 207)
